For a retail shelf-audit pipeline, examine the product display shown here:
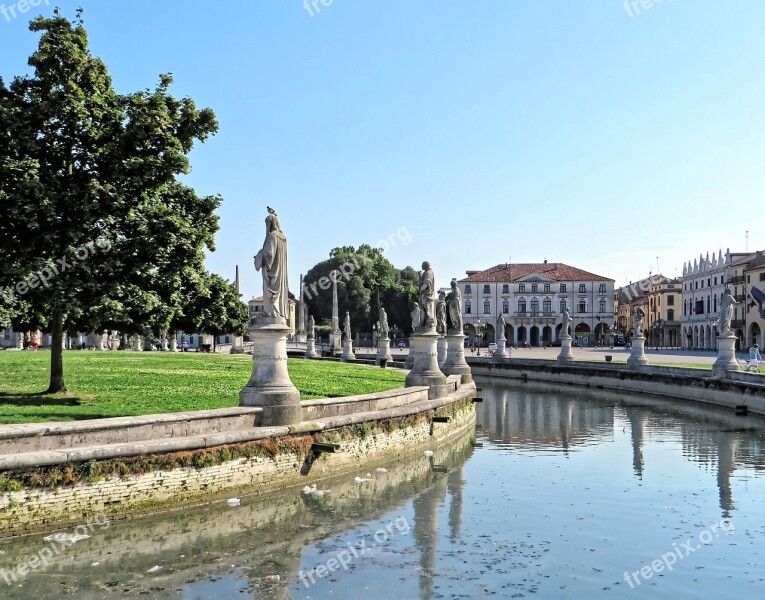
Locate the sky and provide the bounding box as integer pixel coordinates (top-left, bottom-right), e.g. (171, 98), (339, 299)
(1, 0), (763, 301)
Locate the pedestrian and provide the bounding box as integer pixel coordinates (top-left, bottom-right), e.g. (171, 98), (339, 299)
(749, 344), (761, 367)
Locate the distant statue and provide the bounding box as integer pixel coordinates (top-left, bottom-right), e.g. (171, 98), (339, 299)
(561, 307), (572, 338)
(379, 307), (390, 338)
(419, 261), (436, 330)
(718, 288), (738, 334)
(343, 311), (352, 341)
(254, 207), (289, 320)
(307, 315), (315, 339)
(436, 291), (447, 335)
(411, 302), (422, 332)
(446, 279), (463, 334)
(496, 312), (506, 340)
(633, 306), (645, 336)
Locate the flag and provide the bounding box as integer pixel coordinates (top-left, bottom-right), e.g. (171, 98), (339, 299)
(748, 285), (765, 312)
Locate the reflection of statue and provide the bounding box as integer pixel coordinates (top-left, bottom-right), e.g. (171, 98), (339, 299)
(307, 315), (315, 339)
(253, 207), (289, 320)
(446, 280), (463, 334)
(343, 311), (352, 340)
(436, 292), (447, 335)
(633, 306), (645, 336)
(561, 307), (572, 338)
(718, 288), (738, 334)
(379, 307), (390, 338)
(496, 313), (506, 339)
(420, 261), (436, 330)
(411, 302), (422, 332)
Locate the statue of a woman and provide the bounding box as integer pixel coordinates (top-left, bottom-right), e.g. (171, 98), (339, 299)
(496, 312), (506, 339)
(411, 302), (422, 332)
(307, 315), (315, 339)
(419, 261), (436, 330)
(436, 292), (447, 335)
(254, 207), (289, 321)
(379, 307), (390, 338)
(343, 311), (352, 340)
(718, 288), (738, 334)
(446, 280), (463, 334)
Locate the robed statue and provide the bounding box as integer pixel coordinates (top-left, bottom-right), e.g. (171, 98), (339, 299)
(718, 288), (738, 335)
(419, 261), (436, 331)
(343, 311), (352, 341)
(379, 307), (390, 339)
(436, 292), (447, 335)
(561, 307), (572, 338)
(446, 279), (463, 334)
(496, 312), (506, 340)
(411, 302), (422, 332)
(633, 306), (645, 336)
(307, 315), (315, 339)
(254, 207), (289, 321)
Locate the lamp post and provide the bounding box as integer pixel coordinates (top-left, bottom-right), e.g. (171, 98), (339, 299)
(372, 323), (377, 351)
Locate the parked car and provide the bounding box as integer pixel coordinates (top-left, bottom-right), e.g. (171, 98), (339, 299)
(397, 341), (406, 349)
(550, 340), (562, 347)
(488, 343), (498, 352)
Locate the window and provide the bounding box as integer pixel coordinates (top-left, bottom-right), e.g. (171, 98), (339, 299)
(560, 284), (567, 293)
(667, 309), (674, 321)
(707, 295), (710, 314)
(465, 301), (472, 314)
(714, 277), (717, 285)
(579, 284), (586, 293)
(760, 273), (765, 282)
(530, 299), (539, 314)
(483, 301), (490, 314)
(713, 295), (717, 313)
(502, 284), (509, 294)
(701, 280), (704, 288)
(519, 284), (526, 293)
(684, 299), (687, 316)
(598, 283), (606, 293)
(518, 299), (527, 313)
(578, 300), (586, 313)
(695, 281), (698, 289)
(560, 299), (567, 313)
(721, 275), (725, 284)
(544, 284), (550, 293)
(543, 298), (552, 313)
(483, 284), (490, 294)
(531, 283), (538, 293)
(502, 301), (509, 314)
(599, 299), (606, 313)
(667, 296), (674, 306)
(465, 285), (471, 294)
(708, 278), (711, 287)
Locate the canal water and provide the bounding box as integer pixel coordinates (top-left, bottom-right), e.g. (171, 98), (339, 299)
(1, 378), (764, 599)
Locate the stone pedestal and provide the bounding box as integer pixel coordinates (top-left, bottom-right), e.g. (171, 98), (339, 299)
(626, 335), (649, 368)
(329, 332), (342, 355)
(376, 336), (393, 366)
(712, 334), (742, 376)
(133, 337), (143, 352)
(161, 336), (169, 352)
(15, 334), (23, 350)
(405, 333), (448, 399)
(494, 336), (510, 360)
(341, 338), (356, 361)
(405, 337), (416, 369)
(240, 320), (302, 426)
(295, 332), (307, 344)
(305, 337), (319, 358)
(169, 337), (178, 352)
(442, 333), (472, 383)
(437, 335), (448, 368)
(557, 336), (575, 364)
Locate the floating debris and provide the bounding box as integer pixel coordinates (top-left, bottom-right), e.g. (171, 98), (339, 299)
(147, 565), (162, 573)
(354, 476), (373, 483)
(424, 450), (434, 457)
(227, 498), (241, 506)
(376, 467), (388, 473)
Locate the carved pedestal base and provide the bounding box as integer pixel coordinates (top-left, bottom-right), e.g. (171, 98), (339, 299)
(712, 334), (742, 377)
(341, 338), (356, 362)
(627, 336), (649, 368)
(437, 335), (448, 369)
(405, 333), (448, 399)
(557, 336), (575, 364)
(405, 337), (416, 369)
(304, 337), (319, 359)
(442, 333), (472, 383)
(329, 332), (342, 355)
(495, 337), (510, 360)
(240, 320), (302, 426)
(376, 337), (393, 366)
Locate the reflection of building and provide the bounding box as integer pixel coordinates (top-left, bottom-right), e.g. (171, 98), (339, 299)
(458, 262), (615, 347)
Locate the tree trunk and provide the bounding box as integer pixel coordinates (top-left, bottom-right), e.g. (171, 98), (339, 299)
(47, 310), (67, 393)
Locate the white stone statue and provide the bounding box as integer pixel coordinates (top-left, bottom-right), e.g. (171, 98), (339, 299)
(717, 288), (738, 335)
(496, 312), (506, 339)
(254, 207), (289, 321)
(436, 291), (447, 335)
(379, 307), (390, 338)
(446, 279), (463, 334)
(633, 306), (645, 336)
(419, 261), (436, 330)
(561, 307), (572, 338)
(411, 302), (422, 332)
(307, 315), (315, 339)
(343, 310), (352, 340)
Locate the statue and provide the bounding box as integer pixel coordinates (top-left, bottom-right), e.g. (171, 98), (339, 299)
(410, 302), (422, 332)
(633, 306), (645, 336)
(718, 288), (739, 335)
(446, 279), (463, 334)
(419, 261), (436, 330)
(307, 315), (315, 339)
(561, 306), (572, 338)
(436, 292), (447, 335)
(343, 310), (352, 340)
(379, 307), (390, 338)
(254, 207), (289, 320)
(496, 312), (506, 339)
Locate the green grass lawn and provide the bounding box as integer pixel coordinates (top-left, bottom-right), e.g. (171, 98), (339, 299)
(0, 351), (406, 424)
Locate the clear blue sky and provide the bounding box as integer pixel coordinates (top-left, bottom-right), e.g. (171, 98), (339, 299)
(2, 0), (763, 300)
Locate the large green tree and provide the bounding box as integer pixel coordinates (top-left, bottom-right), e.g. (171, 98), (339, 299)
(0, 10), (220, 391)
(183, 273), (248, 352)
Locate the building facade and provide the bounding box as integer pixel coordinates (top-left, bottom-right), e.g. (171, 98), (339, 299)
(743, 251), (765, 350)
(458, 262), (615, 347)
(248, 293), (297, 335)
(646, 278), (682, 348)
